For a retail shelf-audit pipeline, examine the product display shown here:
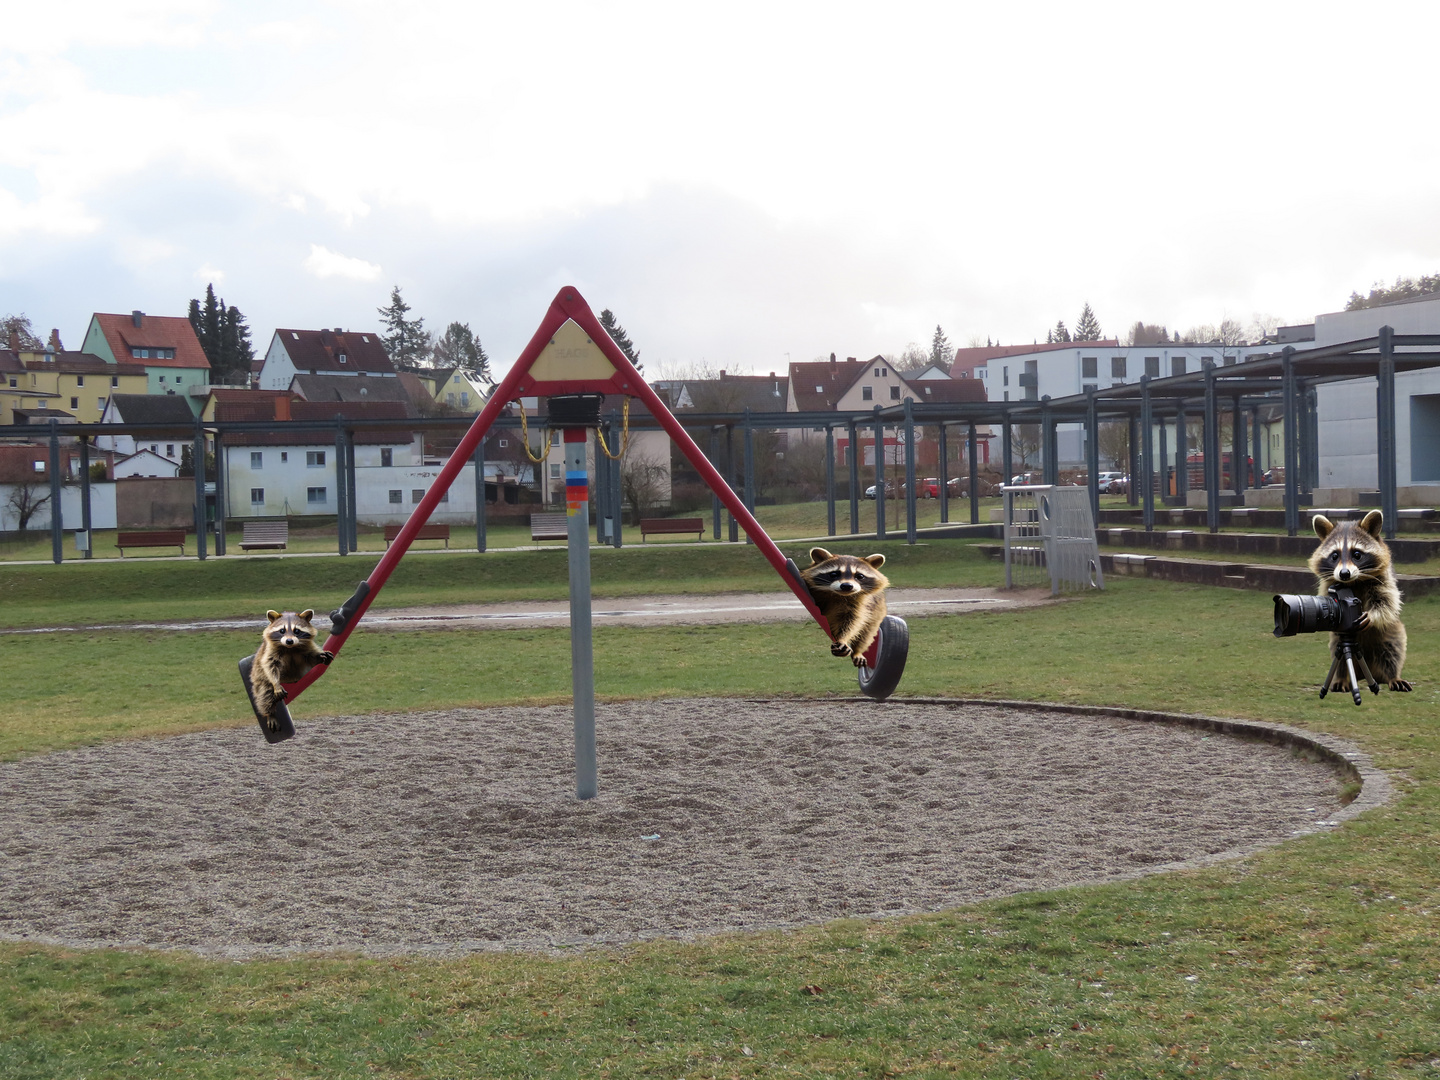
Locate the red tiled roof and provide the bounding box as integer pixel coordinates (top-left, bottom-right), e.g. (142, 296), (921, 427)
(222, 399), (413, 446)
(22, 352), (146, 376)
(908, 377), (987, 404)
(92, 313), (210, 370)
(275, 329), (394, 375)
(788, 357), (867, 411)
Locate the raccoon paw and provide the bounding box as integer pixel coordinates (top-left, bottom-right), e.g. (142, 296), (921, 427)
(320, 650), (335, 664)
(1354, 611), (1371, 632)
(263, 712), (280, 731)
(278, 687), (289, 701)
(830, 642), (852, 658)
(852, 654), (868, 669)
(1329, 678), (1349, 693)
(1390, 678), (1413, 692)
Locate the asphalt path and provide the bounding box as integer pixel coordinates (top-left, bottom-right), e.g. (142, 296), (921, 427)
(7, 588), (1051, 635)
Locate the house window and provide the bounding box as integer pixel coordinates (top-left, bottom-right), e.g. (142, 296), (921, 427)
(251, 488), (265, 504)
(381, 448), (392, 467)
(438, 490), (448, 502)
(7, 378), (15, 387)
(251, 452), (263, 469)
(1201, 356), (1213, 367)
(460, 392), (469, 408)
(97, 397), (105, 410)
(338, 353), (347, 364)
(497, 438), (508, 447)
(280, 452), (288, 462)
(550, 464), (561, 478)
(862, 386), (873, 401)
(158, 375), (165, 383)
(815, 384), (824, 393)
(166, 444), (175, 457)
(389, 489), (402, 503)
(1145, 356), (1160, 377)
(76, 375), (84, 386)
(1171, 357), (1187, 377)
(150, 444), (158, 453)
(111, 376), (119, 387)
(307, 486), (327, 504)
(1223, 356), (1235, 366)
(411, 489), (424, 503)
(1111, 357), (1126, 379)
(889, 385), (901, 400)
(307, 451), (325, 467)
(70, 397), (78, 409)
(446, 393), (456, 405)
(1003, 365), (1009, 386)
(1082, 357), (1098, 379)
(1083, 383), (1097, 393)
(32, 460), (45, 473)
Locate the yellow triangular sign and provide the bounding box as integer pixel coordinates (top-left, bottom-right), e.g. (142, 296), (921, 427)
(527, 319), (618, 383)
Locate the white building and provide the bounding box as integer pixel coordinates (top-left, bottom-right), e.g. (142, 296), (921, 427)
(257, 328), (398, 392)
(1311, 294), (1440, 500)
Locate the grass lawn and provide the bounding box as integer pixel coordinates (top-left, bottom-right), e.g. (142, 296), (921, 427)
(3, 543), (1440, 1078)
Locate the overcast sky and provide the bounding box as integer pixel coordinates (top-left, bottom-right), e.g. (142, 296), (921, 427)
(3, 1), (1438, 377)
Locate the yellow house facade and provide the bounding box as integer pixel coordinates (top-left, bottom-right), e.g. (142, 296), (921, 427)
(0, 350), (149, 426)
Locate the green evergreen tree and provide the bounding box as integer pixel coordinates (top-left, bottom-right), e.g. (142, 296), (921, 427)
(378, 285), (431, 366)
(599, 309), (642, 373)
(187, 284), (254, 384)
(222, 305), (254, 383)
(432, 321), (493, 387)
(1073, 302), (1102, 341)
(1047, 320), (1071, 343)
(928, 325), (953, 371)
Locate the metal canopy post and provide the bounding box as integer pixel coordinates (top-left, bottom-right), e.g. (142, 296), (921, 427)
(1140, 375), (1154, 531)
(1250, 406), (1263, 491)
(1002, 415), (1013, 492)
(937, 423), (949, 524)
(1126, 413), (1139, 507)
(726, 425), (737, 542)
(1282, 347), (1299, 536)
(192, 415), (207, 561)
(968, 422), (979, 525)
(1041, 396), (1056, 485)
(1378, 326), (1398, 538)
(79, 435), (93, 559)
(564, 427), (597, 801)
(825, 425), (836, 537)
(1203, 365), (1219, 533)
(213, 431), (226, 555)
(346, 429), (358, 551)
(709, 427), (722, 539)
(610, 448), (623, 549)
(847, 419), (859, 535)
(903, 398), (917, 545)
(1159, 414), (1169, 504)
(742, 408), (755, 545)
(474, 440), (487, 552)
(1231, 395), (1246, 496)
(1085, 388), (1099, 526)
(873, 406), (886, 540)
(334, 419), (348, 556)
(48, 419), (63, 564)
(1174, 403), (1188, 504)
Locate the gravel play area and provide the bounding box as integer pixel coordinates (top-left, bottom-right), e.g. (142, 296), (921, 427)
(0, 699), (1360, 959)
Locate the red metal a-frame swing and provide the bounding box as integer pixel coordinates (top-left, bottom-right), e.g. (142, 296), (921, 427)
(240, 287), (908, 790)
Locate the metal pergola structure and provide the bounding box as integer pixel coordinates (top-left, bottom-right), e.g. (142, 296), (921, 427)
(7, 324), (1434, 564)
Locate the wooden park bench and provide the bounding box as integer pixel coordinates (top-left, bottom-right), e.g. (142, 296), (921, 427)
(239, 520), (289, 551)
(385, 523), (451, 548)
(639, 517), (705, 542)
(530, 512), (570, 541)
(116, 529), (186, 557)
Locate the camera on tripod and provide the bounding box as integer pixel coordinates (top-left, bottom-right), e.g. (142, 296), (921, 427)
(1273, 586), (1363, 638)
(1272, 586), (1377, 705)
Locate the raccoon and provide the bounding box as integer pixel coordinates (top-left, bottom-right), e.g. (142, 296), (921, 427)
(251, 610), (334, 727)
(799, 547), (890, 667)
(1309, 511), (1410, 692)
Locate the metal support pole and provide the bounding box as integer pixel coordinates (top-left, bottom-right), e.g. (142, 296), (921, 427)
(1159, 413), (1169, 505)
(1126, 412), (1139, 507)
(1282, 347), (1299, 537)
(1204, 365), (1219, 533)
(903, 398), (917, 545)
(610, 448), (623, 548)
(847, 419), (859, 536)
(213, 431), (226, 555)
(474, 439), (487, 552)
(193, 416), (207, 561)
(346, 429), (358, 550)
(48, 419), (63, 564)
(1140, 375), (1154, 532)
(334, 420), (348, 556)
(742, 408), (755, 545)
(1041, 396), (1056, 485)
(825, 425), (836, 537)
(1085, 387), (1099, 526)
(709, 427), (722, 539)
(1002, 415), (1013, 492)
(593, 427), (606, 544)
(938, 423), (949, 524)
(1378, 326), (1398, 539)
(79, 435), (93, 559)
(726, 425), (737, 542)
(873, 406), (886, 541)
(1174, 403), (1188, 503)
(967, 423), (979, 525)
(1231, 396), (1245, 496)
(564, 428), (597, 801)
(1250, 406), (1263, 491)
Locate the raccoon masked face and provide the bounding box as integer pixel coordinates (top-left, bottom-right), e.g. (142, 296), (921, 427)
(1312, 513), (1385, 585)
(266, 609), (317, 649)
(804, 548), (887, 595)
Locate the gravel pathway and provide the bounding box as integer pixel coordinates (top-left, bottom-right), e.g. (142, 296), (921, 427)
(0, 699), (1351, 958)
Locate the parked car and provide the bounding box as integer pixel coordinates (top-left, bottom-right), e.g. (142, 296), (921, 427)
(1008, 472), (1042, 486)
(947, 476), (997, 498)
(1097, 471), (1128, 494)
(916, 477), (940, 498)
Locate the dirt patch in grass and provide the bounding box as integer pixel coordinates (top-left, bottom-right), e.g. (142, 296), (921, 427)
(0, 699), (1354, 959)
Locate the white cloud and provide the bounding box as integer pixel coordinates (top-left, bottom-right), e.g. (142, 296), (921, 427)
(303, 244), (380, 282)
(195, 264), (225, 284)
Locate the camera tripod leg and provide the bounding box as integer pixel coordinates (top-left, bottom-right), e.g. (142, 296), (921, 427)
(1353, 650), (1381, 695)
(1319, 648), (1345, 700)
(1342, 640), (1363, 706)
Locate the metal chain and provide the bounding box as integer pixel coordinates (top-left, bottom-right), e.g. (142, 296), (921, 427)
(595, 397), (631, 460)
(516, 402), (554, 464)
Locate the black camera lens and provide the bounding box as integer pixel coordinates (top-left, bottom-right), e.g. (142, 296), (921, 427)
(1273, 593), (1342, 637)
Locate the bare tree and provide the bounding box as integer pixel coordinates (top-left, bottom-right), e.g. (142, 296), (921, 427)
(885, 343), (930, 374)
(1126, 321), (1170, 346)
(1097, 422), (1130, 470)
(1247, 313), (1283, 344)
(619, 446), (669, 525)
(1011, 425), (1041, 470)
(6, 483), (51, 531)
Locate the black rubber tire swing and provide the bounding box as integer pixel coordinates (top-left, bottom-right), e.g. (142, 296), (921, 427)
(858, 615), (909, 701)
